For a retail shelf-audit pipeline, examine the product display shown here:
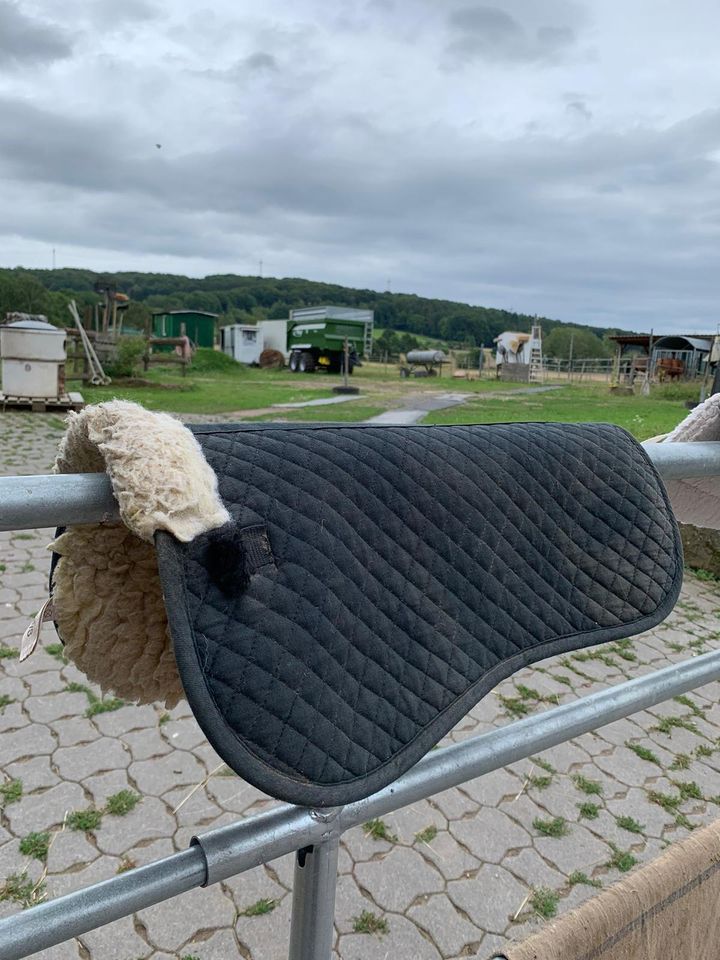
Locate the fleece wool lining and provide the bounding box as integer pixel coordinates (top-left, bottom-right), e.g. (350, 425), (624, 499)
(644, 392), (720, 531)
(50, 400), (230, 706)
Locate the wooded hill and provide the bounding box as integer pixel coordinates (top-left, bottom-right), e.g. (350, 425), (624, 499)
(0, 267), (627, 358)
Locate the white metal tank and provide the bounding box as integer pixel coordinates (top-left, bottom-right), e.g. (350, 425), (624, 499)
(406, 350), (447, 364)
(0, 317), (66, 399)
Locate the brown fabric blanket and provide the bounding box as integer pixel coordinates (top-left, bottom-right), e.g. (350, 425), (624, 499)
(494, 817), (720, 960)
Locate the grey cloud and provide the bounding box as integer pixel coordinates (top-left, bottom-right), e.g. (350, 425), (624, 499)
(97, 0), (158, 22)
(3, 90), (720, 328)
(244, 52), (279, 72)
(0, 97), (140, 193)
(2, 2), (720, 332)
(566, 99), (592, 121)
(57, 0), (159, 24)
(197, 51), (280, 83)
(0, 1), (72, 66)
(445, 3), (578, 64)
(447, 6), (526, 61)
(537, 25), (575, 50)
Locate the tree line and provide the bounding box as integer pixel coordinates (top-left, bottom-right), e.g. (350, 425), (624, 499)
(0, 267), (626, 357)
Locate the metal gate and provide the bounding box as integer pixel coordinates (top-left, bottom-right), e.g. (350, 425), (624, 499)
(0, 440), (719, 959)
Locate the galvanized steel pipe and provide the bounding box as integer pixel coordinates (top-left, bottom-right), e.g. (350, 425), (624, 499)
(1, 436), (719, 957)
(2, 648), (720, 959)
(0, 440), (718, 532)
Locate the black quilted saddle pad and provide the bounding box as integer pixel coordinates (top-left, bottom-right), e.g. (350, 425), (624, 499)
(156, 421), (682, 807)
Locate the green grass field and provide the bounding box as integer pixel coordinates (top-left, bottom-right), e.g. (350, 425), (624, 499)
(67, 357), (523, 415)
(66, 352), (700, 441)
(424, 383), (698, 440)
(71, 367), (334, 414)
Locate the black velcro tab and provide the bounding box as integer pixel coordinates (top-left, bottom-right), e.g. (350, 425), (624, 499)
(240, 524), (277, 576)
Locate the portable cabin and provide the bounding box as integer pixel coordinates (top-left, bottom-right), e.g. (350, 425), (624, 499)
(220, 325), (263, 364)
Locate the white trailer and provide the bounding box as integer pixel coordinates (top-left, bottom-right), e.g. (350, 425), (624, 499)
(220, 325), (263, 364)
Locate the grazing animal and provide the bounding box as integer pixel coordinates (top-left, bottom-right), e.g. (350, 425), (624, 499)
(657, 358), (684, 381)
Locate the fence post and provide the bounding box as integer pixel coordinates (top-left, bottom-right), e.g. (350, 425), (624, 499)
(288, 835), (340, 960)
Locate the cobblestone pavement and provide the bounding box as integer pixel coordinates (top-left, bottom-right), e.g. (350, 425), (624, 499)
(2, 411), (720, 960)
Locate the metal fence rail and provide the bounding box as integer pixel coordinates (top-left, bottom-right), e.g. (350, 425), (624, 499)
(0, 440), (719, 960)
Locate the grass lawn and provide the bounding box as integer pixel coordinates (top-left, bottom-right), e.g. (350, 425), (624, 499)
(424, 382), (700, 440)
(66, 357), (526, 415)
(69, 366), (336, 414)
(64, 351), (701, 440)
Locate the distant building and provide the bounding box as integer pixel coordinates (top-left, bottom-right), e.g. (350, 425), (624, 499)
(494, 330), (531, 366)
(152, 310), (218, 350)
(609, 333), (716, 380)
(494, 327), (543, 382)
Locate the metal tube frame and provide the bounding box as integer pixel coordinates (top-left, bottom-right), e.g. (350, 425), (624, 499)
(289, 833), (341, 960)
(0, 440), (719, 959)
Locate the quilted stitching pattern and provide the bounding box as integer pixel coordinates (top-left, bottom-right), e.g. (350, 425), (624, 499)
(162, 422), (680, 799)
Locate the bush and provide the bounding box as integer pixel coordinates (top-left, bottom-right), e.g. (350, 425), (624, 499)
(104, 336), (146, 378)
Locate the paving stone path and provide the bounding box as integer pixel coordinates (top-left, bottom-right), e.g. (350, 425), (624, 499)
(1, 411), (720, 960)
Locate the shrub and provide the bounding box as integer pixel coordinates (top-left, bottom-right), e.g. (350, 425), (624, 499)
(104, 336), (146, 378)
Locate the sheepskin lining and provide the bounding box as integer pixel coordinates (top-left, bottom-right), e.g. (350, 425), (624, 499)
(50, 401), (230, 706)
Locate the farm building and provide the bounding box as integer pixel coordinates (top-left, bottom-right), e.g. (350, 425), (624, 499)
(493, 327), (543, 382)
(494, 330), (531, 366)
(609, 333), (718, 381)
(152, 310), (218, 350)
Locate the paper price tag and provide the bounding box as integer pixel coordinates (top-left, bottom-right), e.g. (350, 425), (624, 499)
(20, 598), (55, 661)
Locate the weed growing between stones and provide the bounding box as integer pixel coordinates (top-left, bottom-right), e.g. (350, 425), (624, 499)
(352, 910), (389, 935)
(363, 819), (397, 842)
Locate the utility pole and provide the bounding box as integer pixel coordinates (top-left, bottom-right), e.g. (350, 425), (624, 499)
(259, 260), (263, 278)
(568, 332), (574, 384)
(642, 328), (653, 397)
(52, 248), (56, 270)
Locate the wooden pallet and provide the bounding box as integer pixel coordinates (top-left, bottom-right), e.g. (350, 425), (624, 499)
(0, 391), (85, 413)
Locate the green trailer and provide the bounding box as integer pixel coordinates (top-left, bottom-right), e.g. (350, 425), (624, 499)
(285, 307), (373, 374)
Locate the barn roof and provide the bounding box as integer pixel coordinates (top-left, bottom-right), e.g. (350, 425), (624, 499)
(653, 335), (713, 352)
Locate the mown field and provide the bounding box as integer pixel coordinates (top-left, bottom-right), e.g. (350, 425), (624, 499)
(423, 382), (700, 440)
(68, 354), (526, 416)
(66, 353), (702, 440)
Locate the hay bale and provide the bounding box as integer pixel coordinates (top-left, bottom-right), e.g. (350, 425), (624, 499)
(259, 348), (286, 369)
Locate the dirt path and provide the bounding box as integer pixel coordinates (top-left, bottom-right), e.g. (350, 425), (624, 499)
(366, 385), (564, 425)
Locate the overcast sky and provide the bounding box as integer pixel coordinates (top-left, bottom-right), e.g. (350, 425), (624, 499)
(1, 1), (719, 331)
